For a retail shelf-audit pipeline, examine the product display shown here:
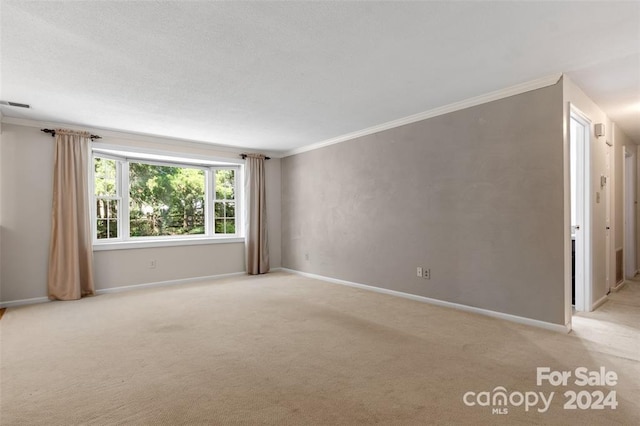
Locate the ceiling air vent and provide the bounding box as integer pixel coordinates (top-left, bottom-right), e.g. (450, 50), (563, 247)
(0, 100), (30, 108)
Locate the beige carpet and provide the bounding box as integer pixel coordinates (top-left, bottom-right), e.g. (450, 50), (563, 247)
(1, 272), (638, 425)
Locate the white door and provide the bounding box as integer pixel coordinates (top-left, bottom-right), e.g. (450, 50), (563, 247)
(570, 108), (592, 312)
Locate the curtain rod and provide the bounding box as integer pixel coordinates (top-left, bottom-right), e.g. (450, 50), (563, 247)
(41, 128), (102, 140)
(240, 154), (271, 160)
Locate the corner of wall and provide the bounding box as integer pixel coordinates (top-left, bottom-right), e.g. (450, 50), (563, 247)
(560, 76), (573, 328)
(0, 115), (3, 303)
(265, 157), (282, 269)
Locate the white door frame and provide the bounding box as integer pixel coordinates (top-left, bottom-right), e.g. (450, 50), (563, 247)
(605, 141), (612, 293)
(570, 105), (592, 312)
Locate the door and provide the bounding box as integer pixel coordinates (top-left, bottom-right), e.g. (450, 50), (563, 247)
(570, 107), (592, 312)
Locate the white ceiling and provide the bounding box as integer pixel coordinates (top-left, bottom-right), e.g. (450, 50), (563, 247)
(1, 1), (639, 153)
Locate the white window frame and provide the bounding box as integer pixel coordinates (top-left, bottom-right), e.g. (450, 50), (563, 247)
(91, 144), (244, 250)
(92, 153), (123, 242)
(211, 166), (241, 236)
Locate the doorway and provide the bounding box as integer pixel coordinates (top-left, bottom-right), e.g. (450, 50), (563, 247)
(623, 146), (636, 279)
(570, 107), (592, 312)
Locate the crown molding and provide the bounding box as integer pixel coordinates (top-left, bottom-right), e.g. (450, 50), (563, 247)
(2, 73), (562, 159)
(284, 73), (563, 157)
(0, 116), (284, 159)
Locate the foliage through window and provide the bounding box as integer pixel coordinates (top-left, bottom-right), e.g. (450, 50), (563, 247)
(93, 152), (240, 242)
(214, 169), (236, 234)
(94, 158), (120, 239)
(129, 163), (205, 237)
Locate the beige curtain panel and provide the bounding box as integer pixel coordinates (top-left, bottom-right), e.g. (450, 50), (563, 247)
(245, 154), (270, 274)
(47, 129), (95, 300)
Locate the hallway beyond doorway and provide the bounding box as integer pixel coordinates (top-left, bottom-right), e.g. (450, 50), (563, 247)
(572, 277), (640, 361)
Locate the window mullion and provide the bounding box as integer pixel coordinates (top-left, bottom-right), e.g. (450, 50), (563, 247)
(91, 154), (97, 243)
(213, 167), (219, 235)
(206, 168), (213, 236)
(121, 160), (130, 241)
(236, 165), (242, 238)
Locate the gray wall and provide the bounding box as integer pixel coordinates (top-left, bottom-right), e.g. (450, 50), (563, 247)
(0, 124), (281, 303)
(282, 82), (566, 324)
(0, 125), (54, 302)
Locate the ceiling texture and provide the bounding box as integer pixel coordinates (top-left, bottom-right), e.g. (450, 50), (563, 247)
(1, 1), (639, 153)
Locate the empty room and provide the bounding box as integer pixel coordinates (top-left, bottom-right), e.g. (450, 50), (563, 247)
(1, 1), (639, 425)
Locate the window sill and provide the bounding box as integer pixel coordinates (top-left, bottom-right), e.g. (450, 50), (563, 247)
(93, 236), (244, 251)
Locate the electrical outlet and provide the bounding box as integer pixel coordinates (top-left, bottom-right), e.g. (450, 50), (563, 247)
(149, 259), (156, 269)
(424, 268), (430, 280)
(417, 267), (423, 278)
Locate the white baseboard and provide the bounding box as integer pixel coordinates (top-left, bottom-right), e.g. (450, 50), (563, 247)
(95, 271), (246, 295)
(282, 268), (570, 333)
(0, 296), (50, 309)
(611, 280), (626, 291)
(591, 294), (608, 310)
(0, 271), (247, 308)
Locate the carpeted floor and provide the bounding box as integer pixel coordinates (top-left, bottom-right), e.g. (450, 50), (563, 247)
(1, 272), (638, 425)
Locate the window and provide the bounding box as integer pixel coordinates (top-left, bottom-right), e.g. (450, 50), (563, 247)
(129, 162), (206, 237)
(92, 148), (241, 245)
(213, 168), (236, 234)
(94, 157), (120, 239)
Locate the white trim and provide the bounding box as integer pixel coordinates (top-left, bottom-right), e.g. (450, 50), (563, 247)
(569, 105), (593, 313)
(212, 166), (243, 237)
(0, 270), (265, 308)
(281, 268), (570, 333)
(611, 281), (626, 291)
(3, 74), (560, 160)
(284, 73), (562, 157)
(93, 237), (244, 251)
(95, 271), (246, 295)
(591, 294), (608, 310)
(91, 151), (243, 245)
(0, 296), (50, 309)
(120, 160), (129, 240)
(206, 166), (213, 236)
